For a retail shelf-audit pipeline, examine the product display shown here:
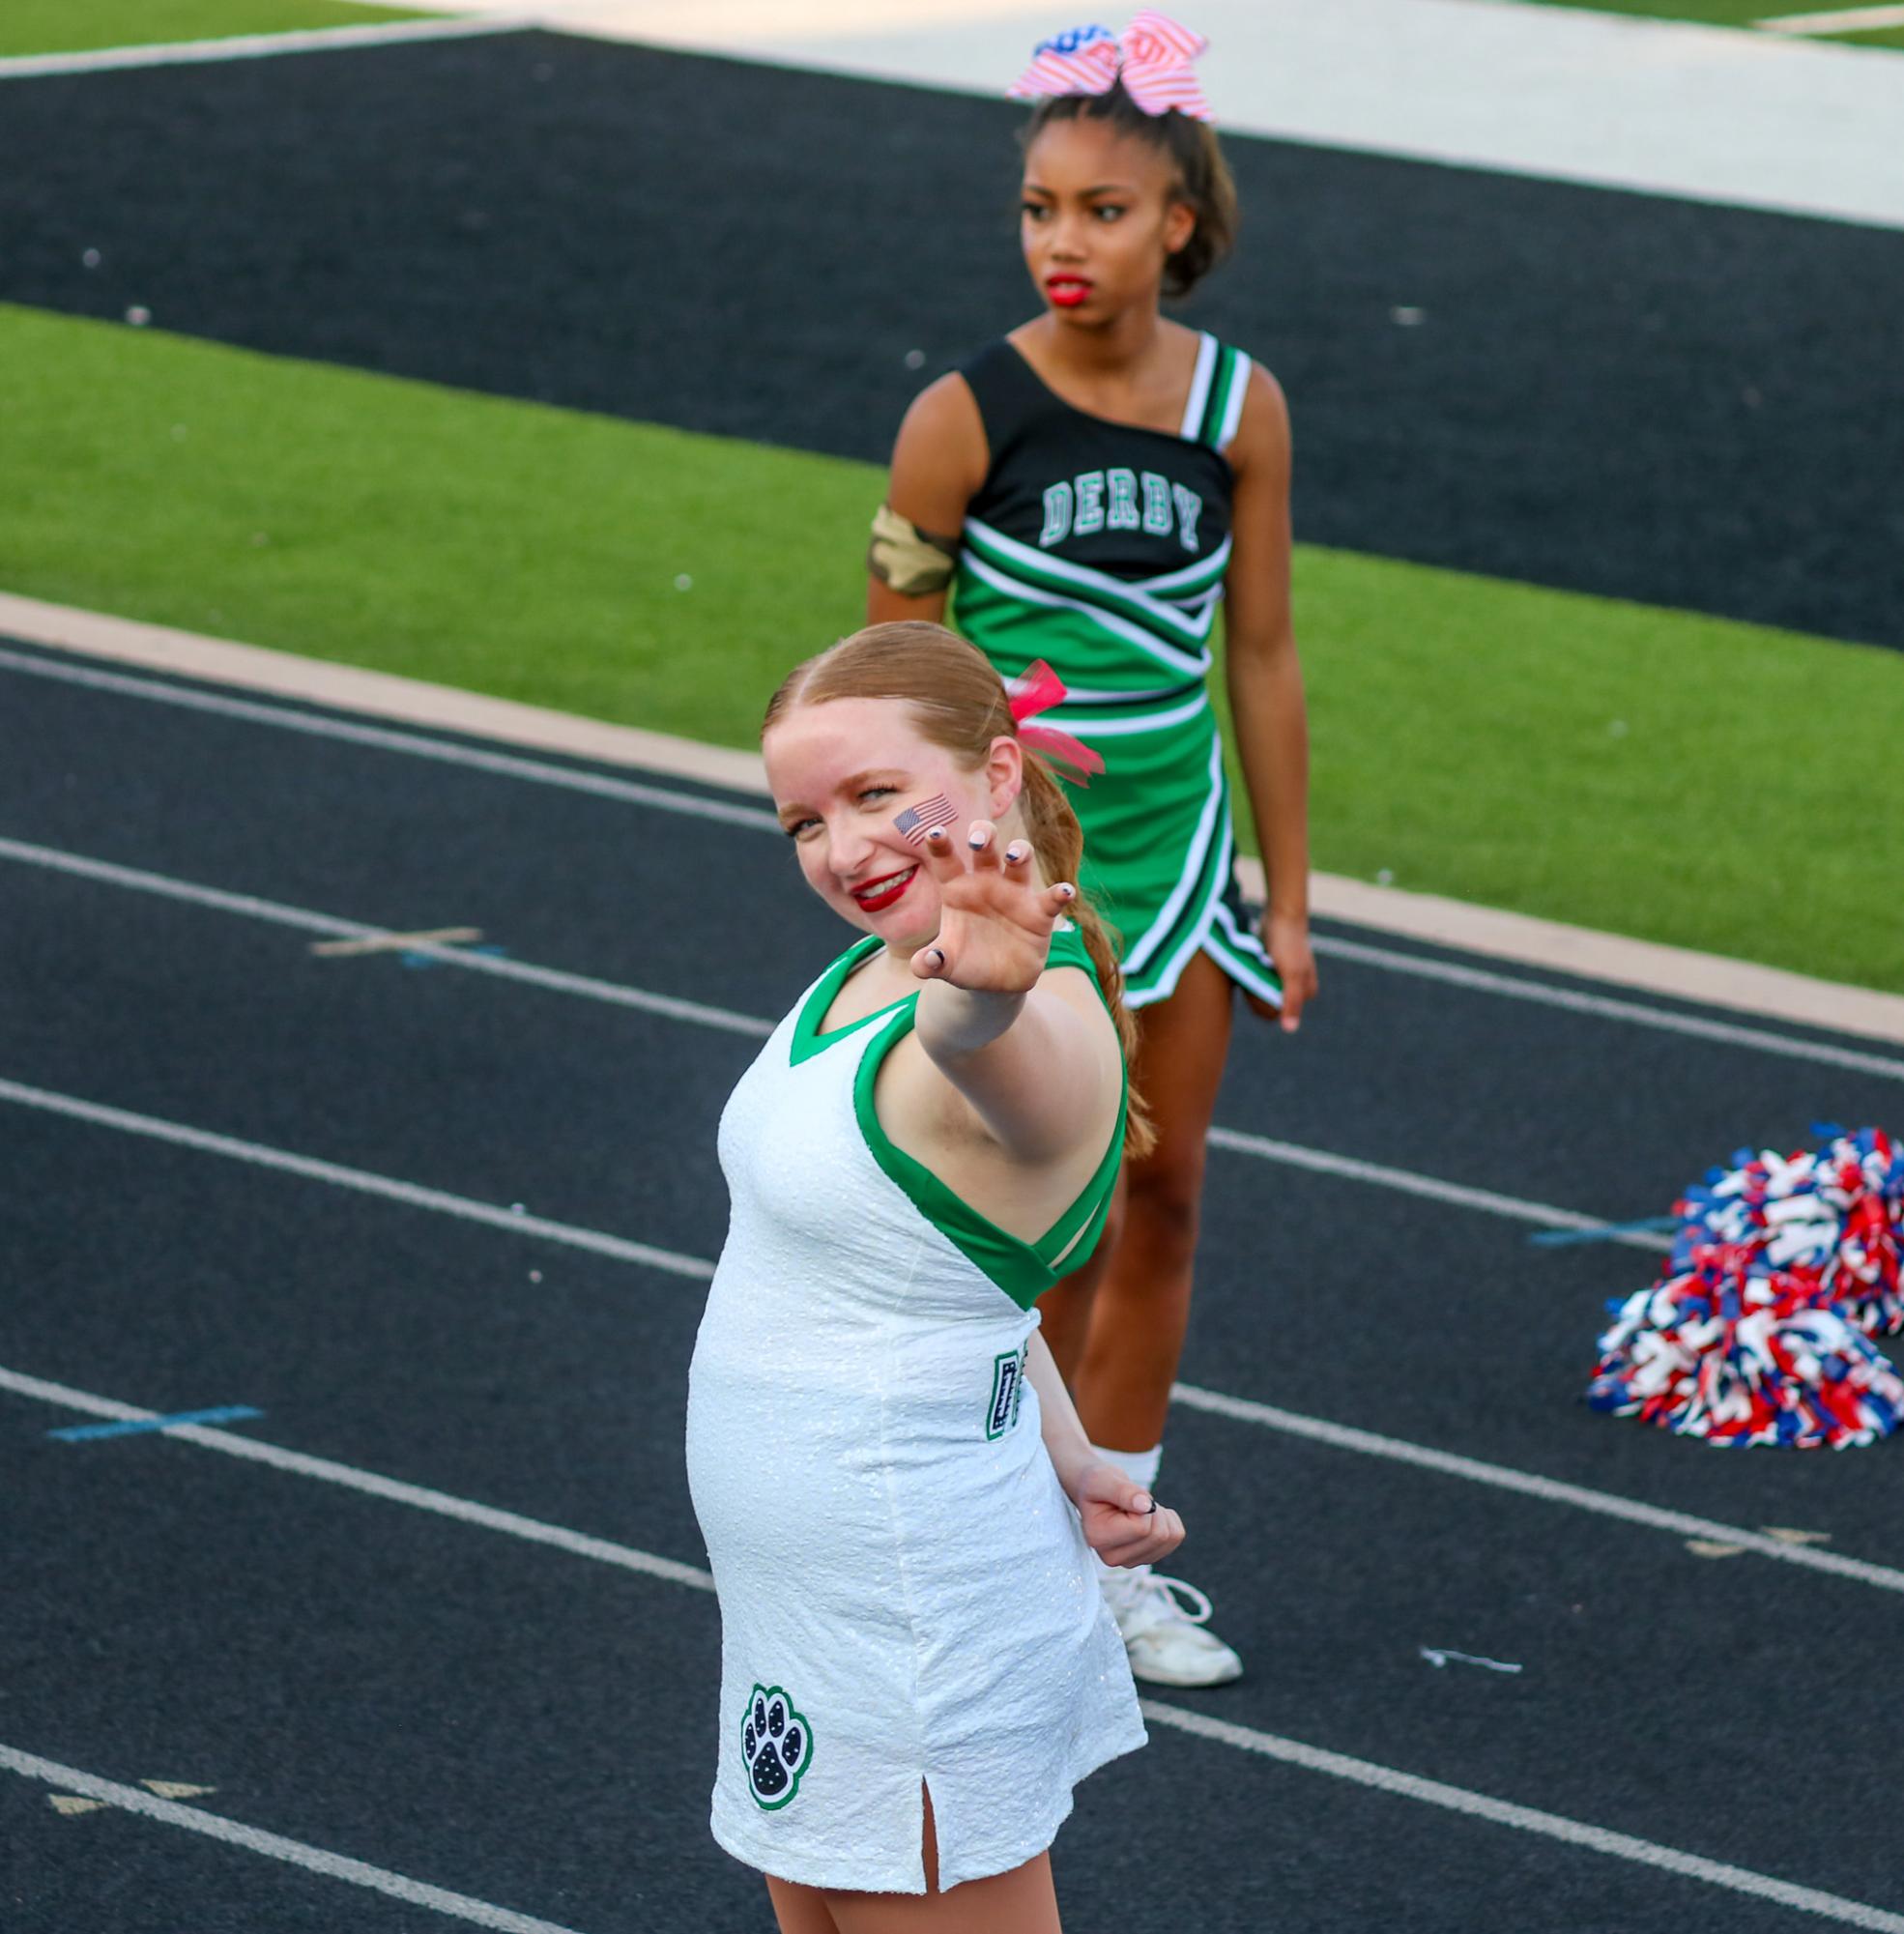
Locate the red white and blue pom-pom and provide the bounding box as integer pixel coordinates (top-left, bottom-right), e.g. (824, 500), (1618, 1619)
(1587, 1127), (1904, 1448)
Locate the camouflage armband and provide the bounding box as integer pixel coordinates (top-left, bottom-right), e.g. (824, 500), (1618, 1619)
(868, 502), (961, 596)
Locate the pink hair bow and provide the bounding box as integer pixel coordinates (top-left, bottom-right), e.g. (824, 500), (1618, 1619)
(1008, 12), (1212, 123)
(1007, 660), (1106, 788)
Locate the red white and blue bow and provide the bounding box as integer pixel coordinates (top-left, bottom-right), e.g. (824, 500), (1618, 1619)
(1008, 13), (1213, 123)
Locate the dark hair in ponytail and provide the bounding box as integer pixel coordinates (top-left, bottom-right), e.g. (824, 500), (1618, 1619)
(764, 621), (1154, 1157)
(1021, 79), (1236, 298)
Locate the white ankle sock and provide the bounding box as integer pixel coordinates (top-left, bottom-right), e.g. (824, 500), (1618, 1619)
(1089, 1442), (1162, 1491)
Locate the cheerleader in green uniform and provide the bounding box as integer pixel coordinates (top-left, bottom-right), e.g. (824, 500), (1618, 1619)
(867, 14), (1316, 1688)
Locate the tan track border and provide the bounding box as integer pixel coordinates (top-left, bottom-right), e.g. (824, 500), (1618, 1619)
(5, 591), (1900, 1046)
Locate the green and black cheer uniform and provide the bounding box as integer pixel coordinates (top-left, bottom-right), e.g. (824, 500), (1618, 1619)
(952, 332), (1282, 1007)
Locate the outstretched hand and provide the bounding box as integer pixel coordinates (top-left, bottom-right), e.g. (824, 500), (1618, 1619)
(909, 821), (1076, 994)
(1075, 1461), (1186, 1570)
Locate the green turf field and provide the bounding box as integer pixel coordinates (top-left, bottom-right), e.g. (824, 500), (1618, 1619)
(0, 0), (433, 58)
(1516, 0), (1904, 48)
(4, 302), (1897, 995)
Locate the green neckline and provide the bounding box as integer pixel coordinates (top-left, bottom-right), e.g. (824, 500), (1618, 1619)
(853, 1008), (1126, 1311)
(789, 935), (916, 1066)
(841, 922), (1127, 1311)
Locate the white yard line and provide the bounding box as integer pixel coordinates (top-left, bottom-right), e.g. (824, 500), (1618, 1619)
(1138, 1702), (1904, 1932)
(5, 599), (1901, 1050)
(349, 0), (1904, 230)
(0, 1077), (712, 1280)
(8, 1354), (1902, 1928)
(0, 1744), (593, 1934)
(0, 14), (527, 81)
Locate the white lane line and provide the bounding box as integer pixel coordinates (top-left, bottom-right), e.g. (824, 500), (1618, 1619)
(0, 836), (773, 1041)
(0, 1744), (590, 1934)
(6, 642), (1899, 1074)
(1169, 1381), (1904, 1595)
(1206, 1126), (1673, 1254)
(0, 14), (527, 80)
(0, 1364), (713, 1592)
(0, 647), (780, 834)
(0, 835), (1669, 1245)
(14, 596), (1904, 1048)
(21, 595), (1904, 1044)
(1270, 860), (1904, 1049)
(14, 1295), (1904, 1607)
(0, 595), (771, 795)
(1312, 933), (1904, 1083)
(1138, 1703), (1904, 1933)
(0, 1079), (712, 1282)
(0, 999), (1648, 1265)
(8, 1362), (1900, 1931)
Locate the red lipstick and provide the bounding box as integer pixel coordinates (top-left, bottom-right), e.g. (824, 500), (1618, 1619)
(851, 865), (918, 913)
(1046, 276), (1092, 308)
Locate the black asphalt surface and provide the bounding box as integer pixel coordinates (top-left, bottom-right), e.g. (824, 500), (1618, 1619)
(4, 30), (1903, 648)
(5, 636), (1904, 1932)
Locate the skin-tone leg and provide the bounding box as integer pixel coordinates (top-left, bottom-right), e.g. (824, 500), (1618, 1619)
(766, 1874), (841, 1934)
(1045, 948), (1236, 1451)
(766, 1788), (1063, 1934)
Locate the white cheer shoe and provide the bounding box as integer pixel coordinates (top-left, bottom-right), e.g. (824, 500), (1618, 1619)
(1100, 1566), (1244, 1688)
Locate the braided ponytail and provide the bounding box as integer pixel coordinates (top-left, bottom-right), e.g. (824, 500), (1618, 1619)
(1015, 752), (1153, 1156)
(765, 621), (1154, 1158)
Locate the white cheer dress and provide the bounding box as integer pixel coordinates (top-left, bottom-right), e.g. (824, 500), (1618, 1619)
(683, 926), (1144, 1894)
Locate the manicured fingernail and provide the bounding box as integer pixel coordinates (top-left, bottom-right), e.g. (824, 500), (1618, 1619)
(927, 948), (944, 968)
(1056, 883), (1076, 900)
(927, 825), (946, 841)
(1135, 1493), (1154, 1515)
(968, 829), (988, 849)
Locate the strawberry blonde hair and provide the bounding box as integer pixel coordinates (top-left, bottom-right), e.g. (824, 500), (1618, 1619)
(764, 621), (1153, 1157)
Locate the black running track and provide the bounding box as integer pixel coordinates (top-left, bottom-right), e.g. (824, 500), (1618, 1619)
(4, 28), (1904, 649)
(5, 632), (1904, 1934)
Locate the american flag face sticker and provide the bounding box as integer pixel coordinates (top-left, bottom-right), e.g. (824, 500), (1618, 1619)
(893, 794), (956, 846)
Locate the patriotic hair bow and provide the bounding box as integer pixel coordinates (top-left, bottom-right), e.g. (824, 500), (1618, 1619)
(1007, 660), (1106, 788)
(1009, 13), (1213, 123)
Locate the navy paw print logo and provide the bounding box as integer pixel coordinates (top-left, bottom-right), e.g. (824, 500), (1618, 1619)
(742, 1685), (813, 1810)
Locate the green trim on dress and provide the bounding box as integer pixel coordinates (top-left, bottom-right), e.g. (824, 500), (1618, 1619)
(804, 925), (1129, 1312)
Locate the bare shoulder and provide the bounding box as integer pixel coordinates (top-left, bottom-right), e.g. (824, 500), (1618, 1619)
(889, 371), (988, 527)
(1040, 964), (1124, 1074)
(894, 371), (986, 468)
